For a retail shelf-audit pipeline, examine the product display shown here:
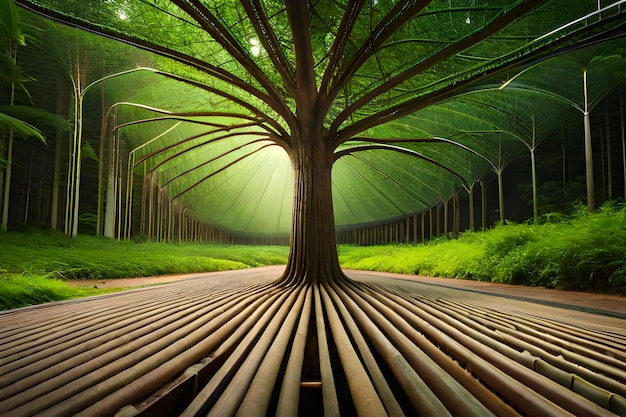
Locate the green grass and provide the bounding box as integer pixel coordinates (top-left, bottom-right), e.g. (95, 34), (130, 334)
(340, 201), (626, 294)
(0, 274), (123, 311)
(0, 231), (289, 280)
(1, 201), (624, 310)
(0, 232), (289, 310)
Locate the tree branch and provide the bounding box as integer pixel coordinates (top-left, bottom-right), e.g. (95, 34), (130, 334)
(330, 0), (545, 138)
(162, 138), (273, 187)
(318, 0), (365, 99)
(351, 135), (501, 173)
(171, 143), (278, 201)
(134, 129), (268, 170)
(154, 70), (291, 142)
(16, 0), (291, 127)
(325, 0), (432, 109)
(334, 143), (469, 189)
(241, 0), (296, 92)
(285, 0), (317, 104)
(162, 0), (298, 134)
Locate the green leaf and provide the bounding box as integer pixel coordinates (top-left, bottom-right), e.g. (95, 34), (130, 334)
(0, 112), (45, 142)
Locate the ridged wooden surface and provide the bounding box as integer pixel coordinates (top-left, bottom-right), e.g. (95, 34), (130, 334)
(1, 266), (624, 417)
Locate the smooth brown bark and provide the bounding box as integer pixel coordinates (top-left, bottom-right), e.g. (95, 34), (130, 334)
(280, 126), (345, 285)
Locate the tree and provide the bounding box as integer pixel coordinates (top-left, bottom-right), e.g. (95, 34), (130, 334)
(6, 2), (626, 415)
(16, 1), (626, 282)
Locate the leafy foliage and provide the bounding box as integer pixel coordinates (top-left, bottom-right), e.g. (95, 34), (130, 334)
(340, 201), (626, 294)
(0, 230), (288, 280)
(13, 0), (626, 236)
(0, 273), (120, 310)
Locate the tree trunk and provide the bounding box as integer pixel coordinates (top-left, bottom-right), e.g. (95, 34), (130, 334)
(280, 131), (344, 285)
(583, 67), (595, 211)
(1, 42), (16, 231)
(531, 148), (537, 223)
(497, 170), (505, 224)
(605, 101), (612, 200)
(619, 89), (626, 200)
(468, 183), (474, 232)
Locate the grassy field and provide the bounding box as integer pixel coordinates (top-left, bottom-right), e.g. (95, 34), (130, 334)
(1, 201), (624, 310)
(340, 202), (626, 293)
(0, 232), (289, 310)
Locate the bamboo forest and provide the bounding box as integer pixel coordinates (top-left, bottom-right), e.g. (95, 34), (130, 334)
(1, 1), (626, 416)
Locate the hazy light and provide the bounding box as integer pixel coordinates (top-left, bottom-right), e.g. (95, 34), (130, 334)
(250, 38), (261, 57)
(465, 16), (471, 24)
(117, 10), (128, 20)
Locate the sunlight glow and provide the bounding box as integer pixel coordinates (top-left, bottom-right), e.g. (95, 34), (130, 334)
(250, 38), (261, 57)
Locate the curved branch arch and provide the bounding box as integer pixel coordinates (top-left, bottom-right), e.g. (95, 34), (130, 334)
(350, 136), (499, 172)
(329, 1), (544, 138)
(171, 143), (279, 201)
(138, 130), (270, 174)
(334, 143), (470, 189)
(161, 138), (274, 188)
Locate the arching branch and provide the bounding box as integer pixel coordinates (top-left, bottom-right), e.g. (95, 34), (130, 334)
(334, 143), (469, 189)
(326, 0), (432, 107)
(16, 0), (289, 120)
(351, 136), (499, 172)
(162, 138), (273, 187)
(330, 0), (544, 139)
(241, 0), (296, 92)
(135, 129), (269, 172)
(153, 70), (291, 142)
(115, 117), (235, 132)
(171, 143), (278, 201)
(171, 0), (295, 126)
(318, 0), (365, 98)
(335, 2), (625, 141)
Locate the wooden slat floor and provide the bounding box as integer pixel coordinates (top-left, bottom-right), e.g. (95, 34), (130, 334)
(1, 266), (624, 417)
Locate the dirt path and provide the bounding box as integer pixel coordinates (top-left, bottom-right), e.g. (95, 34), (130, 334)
(67, 272), (215, 289)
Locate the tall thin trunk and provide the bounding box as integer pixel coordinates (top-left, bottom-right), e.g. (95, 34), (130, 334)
(531, 148), (537, 223)
(583, 67), (595, 211)
(1, 43), (16, 231)
(24, 143), (34, 224)
(97, 84), (106, 235)
(497, 170), (504, 224)
(605, 101), (612, 200)
(497, 141), (505, 224)
(453, 193), (460, 238)
(103, 122), (116, 238)
(1, 130), (13, 231)
(468, 183), (475, 231)
(561, 127), (567, 190)
(71, 91), (83, 237)
(530, 114), (538, 223)
(436, 200), (441, 236)
(65, 71), (79, 235)
(429, 206), (433, 239)
(280, 131), (343, 285)
(481, 179), (486, 231)
(619, 89), (626, 200)
(443, 196), (449, 238)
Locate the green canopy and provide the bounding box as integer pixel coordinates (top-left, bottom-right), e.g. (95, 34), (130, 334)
(14, 0), (626, 237)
